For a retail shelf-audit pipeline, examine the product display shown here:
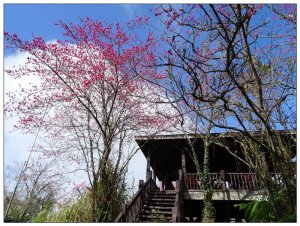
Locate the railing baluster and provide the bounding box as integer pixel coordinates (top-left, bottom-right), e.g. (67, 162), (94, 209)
(252, 174), (256, 190)
(193, 174), (196, 189)
(248, 174), (251, 190)
(236, 174), (241, 190)
(186, 174), (188, 189)
(251, 173), (255, 190)
(234, 174), (237, 189)
(243, 174), (247, 190)
(232, 174), (236, 189)
(229, 174), (233, 189)
(192, 174), (194, 189)
(246, 174), (250, 190)
(255, 174), (259, 189)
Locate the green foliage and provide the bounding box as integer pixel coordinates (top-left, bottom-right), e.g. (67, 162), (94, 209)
(46, 193), (94, 222)
(235, 190), (296, 222)
(236, 200), (274, 222)
(94, 167), (128, 221)
(4, 197), (27, 222)
(5, 192), (56, 222)
(30, 175), (128, 222)
(30, 201), (54, 223)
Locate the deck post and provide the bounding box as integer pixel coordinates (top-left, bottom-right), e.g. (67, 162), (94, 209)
(220, 170), (226, 190)
(139, 180), (144, 189)
(181, 149), (186, 177)
(146, 150), (151, 180)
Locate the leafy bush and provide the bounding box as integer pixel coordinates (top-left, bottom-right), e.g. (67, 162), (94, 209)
(235, 190), (296, 222)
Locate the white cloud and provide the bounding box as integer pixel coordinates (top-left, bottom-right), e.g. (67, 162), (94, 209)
(4, 52), (34, 93)
(4, 52), (38, 165)
(121, 4), (142, 19)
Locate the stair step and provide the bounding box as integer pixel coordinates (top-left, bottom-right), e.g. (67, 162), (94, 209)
(148, 195), (176, 199)
(138, 214), (172, 221)
(138, 219), (172, 223)
(142, 209), (172, 215)
(144, 202), (175, 207)
(145, 199), (175, 203)
(147, 198), (175, 202)
(147, 200), (175, 204)
(153, 191), (176, 195)
(143, 206), (173, 211)
(148, 197), (175, 200)
(150, 192), (176, 195)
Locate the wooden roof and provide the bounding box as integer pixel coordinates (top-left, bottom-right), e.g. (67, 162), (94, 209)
(135, 131), (296, 181)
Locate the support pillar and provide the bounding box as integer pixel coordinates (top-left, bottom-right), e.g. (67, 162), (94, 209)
(153, 171), (156, 184)
(146, 150), (151, 180)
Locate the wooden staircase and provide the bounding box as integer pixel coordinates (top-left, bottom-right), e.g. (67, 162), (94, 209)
(115, 171), (183, 222)
(137, 191), (176, 222)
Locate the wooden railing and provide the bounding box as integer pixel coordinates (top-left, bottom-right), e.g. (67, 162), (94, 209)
(185, 173), (265, 191)
(172, 169), (184, 222)
(115, 177), (158, 222)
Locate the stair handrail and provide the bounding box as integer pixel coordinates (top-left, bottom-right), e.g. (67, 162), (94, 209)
(115, 177), (158, 222)
(172, 169), (183, 222)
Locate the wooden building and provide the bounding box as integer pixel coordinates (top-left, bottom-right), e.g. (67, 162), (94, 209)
(115, 132), (296, 222)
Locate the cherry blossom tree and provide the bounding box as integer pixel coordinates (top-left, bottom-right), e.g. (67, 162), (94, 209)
(4, 17), (177, 222)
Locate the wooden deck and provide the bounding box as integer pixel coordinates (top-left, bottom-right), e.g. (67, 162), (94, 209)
(183, 172), (280, 200)
(185, 172), (265, 191)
